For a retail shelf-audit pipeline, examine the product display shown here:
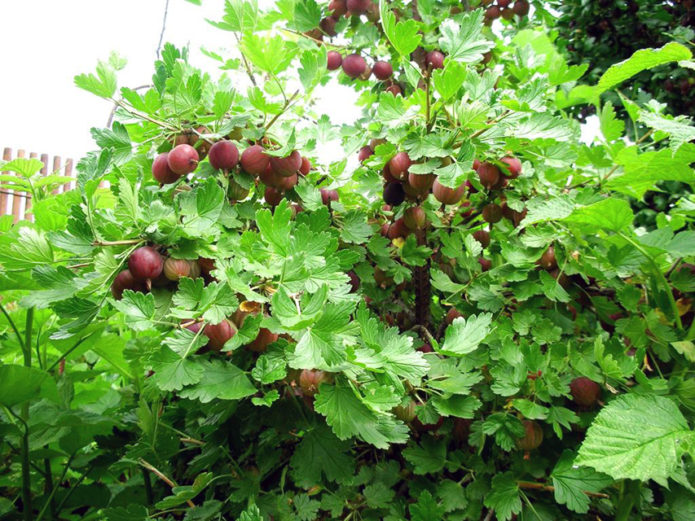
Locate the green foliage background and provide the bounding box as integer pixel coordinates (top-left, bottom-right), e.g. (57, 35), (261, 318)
(0, 1), (694, 520)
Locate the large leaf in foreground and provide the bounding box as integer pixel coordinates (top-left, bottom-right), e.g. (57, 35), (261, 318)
(577, 394), (695, 482)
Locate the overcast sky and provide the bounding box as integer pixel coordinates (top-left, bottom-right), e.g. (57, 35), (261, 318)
(0, 0), (595, 165)
(0, 0), (359, 163)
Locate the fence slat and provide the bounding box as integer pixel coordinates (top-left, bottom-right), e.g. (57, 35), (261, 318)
(0, 148), (11, 216)
(0, 148), (76, 222)
(11, 150), (26, 223)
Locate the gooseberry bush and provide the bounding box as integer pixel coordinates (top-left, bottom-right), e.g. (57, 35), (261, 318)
(1, 1), (695, 520)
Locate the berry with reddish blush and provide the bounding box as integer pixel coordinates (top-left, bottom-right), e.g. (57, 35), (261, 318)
(388, 151), (411, 179)
(167, 144), (199, 175)
(348, 271), (360, 292)
(270, 150), (302, 177)
(264, 186), (284, 206)
(473, 229), (491, 248)
(446, 307), (463, 324)
(204, 319), (237, 351)
(208, 140), (239, 171)
(498, 0), (510, 7)
(408, 172), (434, 193)
(111, 269), (147, 299)
(403, 206), (426, 230)
(477, 162), (501, 190)
(320, 16), (337, 36)
(321, 188), (339, 206)
(275, 173), (298, 191)
(386, 218), (408, 239)
(383, 181), (406, 206)
(247, 328), (278, 353)
(513, 0), (530, 16)
(327, 51), (343, 70)
(128, 246), (164, 280)
(570, 377), (601, 406)
(485, 5), (501, 19)
(328, 0), (347, 16)
(240, 145), (270, 176)
(426, 50), (445, 69)
(393, 400), (417, 422)
(358, 146), (374, 163)
(228, 178), (250, 201)
(346, 0), (370, 14)
(299, 369), (332, 397)
(152, 153), (181, 184)
(342, 54), (367, 78)
(517, 420), (543, 453)
(482, 203), (503, 223)
(478, 257), (492, 271)
(385, 84), (402, 96)
(373, 60), (393, 80)
(432, 179), (465, 205)
(299, 157), (311, 175)
(539, 246), (558, 270)
(163, 258), (198, 281)
(500, 156), (522, 178)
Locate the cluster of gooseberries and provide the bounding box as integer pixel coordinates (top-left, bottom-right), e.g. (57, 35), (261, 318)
(152, 127), (321, 209)
(483, 0), (530, 22)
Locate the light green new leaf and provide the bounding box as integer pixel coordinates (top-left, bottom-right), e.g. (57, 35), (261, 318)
(0, 365), (48, 406)
(293, 0), (321, 32)
(433, 61), (467, 100)
(379, 0), (422, 56)
(0, 158), (44, 178)
(576, 394), (695, 482)
(596, 43), (691, 95)
(74, 60), (117, 99)
(149, 347), (204, 391)
(441, 313), (492, 355)
(599, 102), (625, 142)
(241, 34), (292, 75)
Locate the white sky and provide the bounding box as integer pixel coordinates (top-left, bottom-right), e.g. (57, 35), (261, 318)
(0, 0), (359, 163)
(0, 0), (596, 164)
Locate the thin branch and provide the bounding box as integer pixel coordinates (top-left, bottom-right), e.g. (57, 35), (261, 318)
(138, 458), (195, 508)
(156, 0), (171, 59)
(92, 239), (143, 246)
(234, 33), (257, 87)
(264, 90), (301, 131)
(517, 481), (609, 499)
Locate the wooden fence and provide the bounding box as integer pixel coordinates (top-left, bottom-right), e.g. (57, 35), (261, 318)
(1, 147), (76, 222)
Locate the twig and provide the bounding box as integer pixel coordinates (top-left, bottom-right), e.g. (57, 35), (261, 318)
(92, 239), (143, 246)
(105, 84), (154, 128)
(156, 0), (171, 59)
(482, 508), (495, 521)
(138, 458), (195, 508)
(234, 33), (257, 87)
(469, 111), (512, 140)
(517, 481), (609, 499)
(264, 90), (301, 131)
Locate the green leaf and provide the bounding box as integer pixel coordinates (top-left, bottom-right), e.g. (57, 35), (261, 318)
(639, 111), (695, 153)
(74, 59), (117, 98)
(433, 61), (467, 100)
(339, 211), (372, 244)
(241, 34), (292, 75)
(483, 472), (522, 521)
(576, 394), (695, 482)
(438, 11), (493, 62)
(0, 365), (48, 406)
(402, 436), (447, 474)
(208, 0), (258, 33)
(596, 43), (692, 95)
(256, 199), (292, 256)
(289, 424), (354, 486)
(551, 451), (612, 514)
(20, 266), (89, 309)
(379, 1), (422, 56)
(519, 195), (574, 228)
(0, 158), (44, 177)
(599, 102), (625, 142)
(180, 178), (226, 236)
(149, 347), (204, 392)
(431, 395), (482, 418)
(155, 473), (213, 509)
(314, 383), (409, 449)
(564, 198), (633, 232)
(179, 360), (256, 403)
(441, 313), (492, 355)
(111, 291), (156, 330)
(400, 234), (432, 266)
(410, 490), (446, 521)
(293, 0), (321, 32)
